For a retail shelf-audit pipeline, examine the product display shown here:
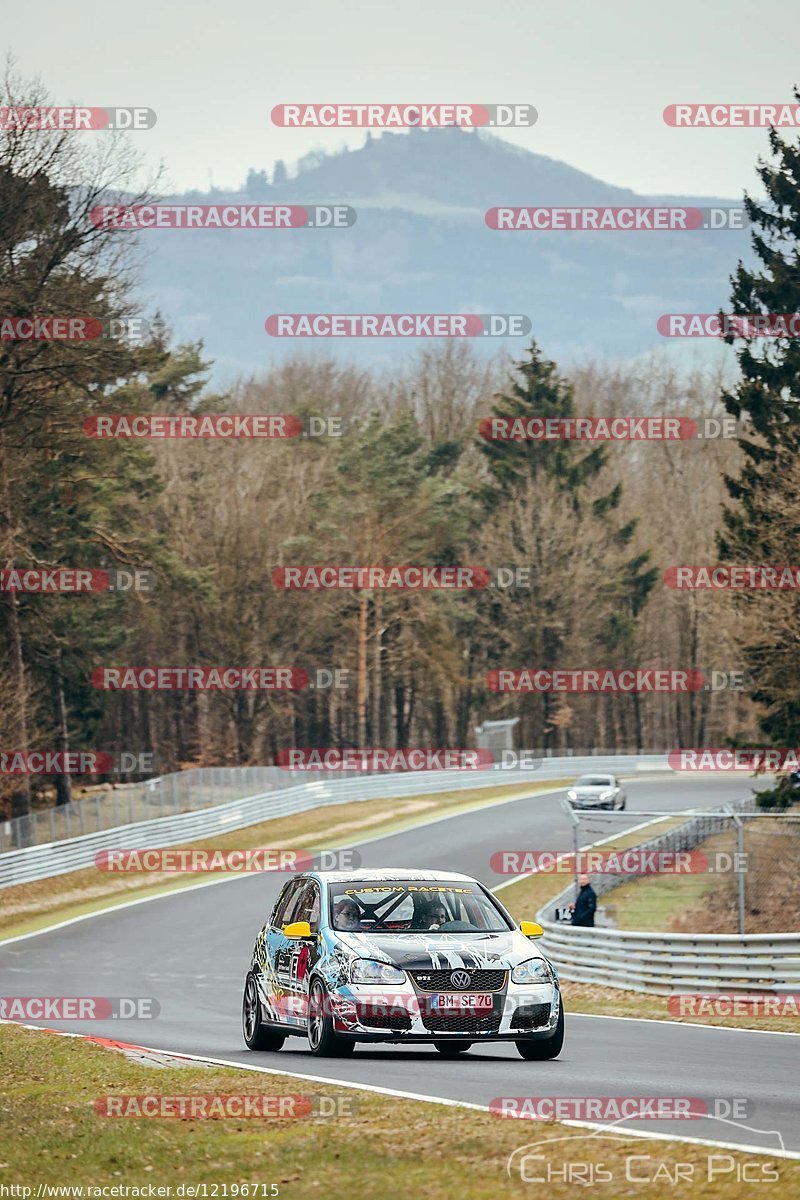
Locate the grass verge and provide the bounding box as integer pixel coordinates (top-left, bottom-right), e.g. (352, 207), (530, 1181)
(0, 1023), (794, 1198)
(593, 818), (800, 936)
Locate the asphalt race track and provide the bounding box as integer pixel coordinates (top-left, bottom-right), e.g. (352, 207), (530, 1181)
(1, 775), (796, 1156)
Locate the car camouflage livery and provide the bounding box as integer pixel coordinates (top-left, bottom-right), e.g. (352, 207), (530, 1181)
(242, 868), (564, 1059)
(566, 773), (627, 810)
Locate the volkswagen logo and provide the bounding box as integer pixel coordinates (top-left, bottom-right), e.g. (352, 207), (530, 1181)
(450, 969), (472, 989)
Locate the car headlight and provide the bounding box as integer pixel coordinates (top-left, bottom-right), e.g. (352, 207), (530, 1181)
(567, 789), (577, 799)
(599, 790), (613, 800)
(512, 957), (553, 984)
(350, 958), (406, 985)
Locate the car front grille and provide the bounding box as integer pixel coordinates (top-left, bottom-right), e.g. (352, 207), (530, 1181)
(419, 996), (503, 1034)
(409, 969), (507, 992)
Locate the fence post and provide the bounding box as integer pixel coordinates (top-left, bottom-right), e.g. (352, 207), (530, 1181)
(728, 809), (746, 936)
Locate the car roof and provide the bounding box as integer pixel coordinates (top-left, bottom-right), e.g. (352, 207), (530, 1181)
(306, 868), (478, 884)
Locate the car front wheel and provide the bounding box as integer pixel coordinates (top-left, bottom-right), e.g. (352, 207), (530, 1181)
(516, 1004), (564, 1060)
(307, 978), (355, 1057)
(242, 972), (285, 1051)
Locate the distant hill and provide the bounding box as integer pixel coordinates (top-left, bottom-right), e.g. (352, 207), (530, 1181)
(133, 127), (751, 382)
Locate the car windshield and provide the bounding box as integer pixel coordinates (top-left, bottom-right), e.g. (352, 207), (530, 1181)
(576, 776), (613, 787)
(329, 880), (513, 933)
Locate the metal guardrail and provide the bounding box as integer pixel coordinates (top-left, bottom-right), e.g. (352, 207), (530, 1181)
(0, 766), (290, 854)
(536, 801), (800, 993)
(538, 924), (800, 994)
(0, 754), (669, 889)
(0, 748), (663, 855)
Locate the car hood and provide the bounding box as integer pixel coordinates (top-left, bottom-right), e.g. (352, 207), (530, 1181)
(574, 784), (610, 793)
(332, 928), (543, 970)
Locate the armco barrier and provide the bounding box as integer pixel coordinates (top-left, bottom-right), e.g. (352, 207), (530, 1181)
(0, 754), (669, 888)
(535, 801), (800, 994)
(537, 923), (800, 994)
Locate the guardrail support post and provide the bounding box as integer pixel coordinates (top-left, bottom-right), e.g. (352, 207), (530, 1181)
(560, 797), (582, 902)
(727, 808), (746, 935)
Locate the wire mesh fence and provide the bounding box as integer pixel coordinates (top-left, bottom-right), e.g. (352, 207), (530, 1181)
(0, 766), (289, 853)
(549, 801), (800, 935)
(0, 750), (668, 856)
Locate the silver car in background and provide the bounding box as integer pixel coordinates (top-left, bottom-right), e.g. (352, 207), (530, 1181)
(566, 773), (626, 810)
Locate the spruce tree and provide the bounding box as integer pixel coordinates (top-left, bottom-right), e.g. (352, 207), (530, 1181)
(719, 94), (800, 747)
(479, 341), (657, 749)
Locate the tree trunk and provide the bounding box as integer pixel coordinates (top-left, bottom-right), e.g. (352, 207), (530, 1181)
(356, 592), (368, 744)
(0, 438), (30, 808)
(372, 595), (384, 743)
(3, 590), (30, 809)
(52, 645), (73, 806)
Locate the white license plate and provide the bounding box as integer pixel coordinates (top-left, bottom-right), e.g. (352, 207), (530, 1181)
(432, 993), (492, 1012)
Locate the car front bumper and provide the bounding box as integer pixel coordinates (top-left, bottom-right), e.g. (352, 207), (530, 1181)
(329, 981), (560, 1041)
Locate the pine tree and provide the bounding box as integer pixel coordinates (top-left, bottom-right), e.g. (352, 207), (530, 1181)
(719, 93), (800, 748)
(478, 341), (657, 749)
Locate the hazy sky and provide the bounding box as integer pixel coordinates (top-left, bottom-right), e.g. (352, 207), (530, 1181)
(8, 0), (800, 197)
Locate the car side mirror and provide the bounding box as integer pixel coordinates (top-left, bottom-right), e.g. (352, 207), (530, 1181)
(520, 920), (544, 939)
(283, 921), (312, 939)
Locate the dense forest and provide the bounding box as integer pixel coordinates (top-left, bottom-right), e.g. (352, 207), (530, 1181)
(3, 71), (800, 816)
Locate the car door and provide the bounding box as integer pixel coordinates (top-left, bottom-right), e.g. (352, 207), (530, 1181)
(271, 878), (321, 1026)
(260, 877), (305, 1026)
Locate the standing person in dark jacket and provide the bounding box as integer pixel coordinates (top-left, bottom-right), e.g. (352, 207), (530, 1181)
(570, 874), (597, 927)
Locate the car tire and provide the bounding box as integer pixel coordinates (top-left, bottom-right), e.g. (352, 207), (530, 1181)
(307, 977), (355, 1057)
(242, 971), (286, 1051)
(618, 797), (626, 810)
(433, 1041), (472, 1055)
(516, 1004), (564, 1060)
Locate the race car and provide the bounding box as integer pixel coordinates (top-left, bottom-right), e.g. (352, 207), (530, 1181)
(242, 868), (563, 1059)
